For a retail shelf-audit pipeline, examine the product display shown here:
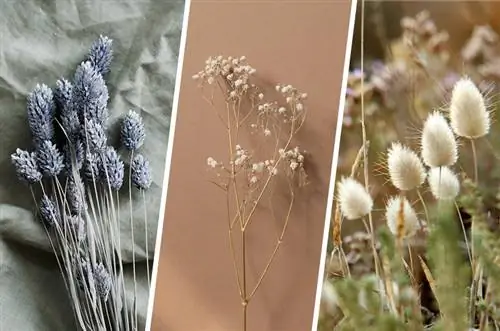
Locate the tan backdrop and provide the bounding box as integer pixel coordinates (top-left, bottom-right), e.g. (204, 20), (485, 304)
(151, 1), (352, 330)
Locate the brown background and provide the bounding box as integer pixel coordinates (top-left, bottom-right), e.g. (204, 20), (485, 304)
(151, 1), (352, 330)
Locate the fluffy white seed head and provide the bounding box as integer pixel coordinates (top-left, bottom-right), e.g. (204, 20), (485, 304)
(449, 77), (490, 139)
(387, 143), (426, 191)
(421, 111), (458, 167)
(385, 196), (420, 238)
(428, 167), (460, 200)
(337, 177), (373, 220)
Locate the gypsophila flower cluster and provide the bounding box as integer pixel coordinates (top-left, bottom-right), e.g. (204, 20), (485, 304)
(232, 145), (250, 167)
(275, 84), (308, 110)
(198, 56), (310, 193)
(274, 83), (307, 123)
(192, 55), (256, 97)
(279, 147), (305, 172)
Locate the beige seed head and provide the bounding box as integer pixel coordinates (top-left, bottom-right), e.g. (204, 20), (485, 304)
(449, 77), (490, 139)
(428, 167), (460, 200)
(387, 142), (426, 191)
(385, 196), (420, 238)
(337, 177), (373, 220)
(421, 111), (458, 167)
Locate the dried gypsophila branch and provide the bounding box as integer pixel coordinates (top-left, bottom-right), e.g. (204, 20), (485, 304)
(195, 55), (310, 331)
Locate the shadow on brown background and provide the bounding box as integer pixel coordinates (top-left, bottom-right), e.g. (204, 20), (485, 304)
(151, 1), (352, 330)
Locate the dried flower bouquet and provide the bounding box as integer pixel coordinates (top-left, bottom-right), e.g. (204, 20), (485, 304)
(11, 36), (152, 331)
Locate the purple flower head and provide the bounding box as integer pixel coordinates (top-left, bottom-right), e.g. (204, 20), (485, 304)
(94, 262), (112, 301)
(63, 139), (85, 174)
(72, 61), (109, 125)
(55, 78), (73, 113)
(56, 79), (80, 136)
(40, 195), (59, 227)
(76, 257), (94, 292)
(11, 148), (42, 184)
(82, 118), (107, 152)
(67, 176), (87, 214)
(121, 110), (146, 151)
(36, 140), (65, 177)
(131, 154), (152, 190)
(68, 215), (86, 242)
(27, 84), (56, 144)
(88, 35), (113, 76)
(101, 147), (124, 190)
(84, 152), (101, 182)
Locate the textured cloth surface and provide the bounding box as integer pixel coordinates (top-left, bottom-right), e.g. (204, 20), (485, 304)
(0, 1), (184, 329)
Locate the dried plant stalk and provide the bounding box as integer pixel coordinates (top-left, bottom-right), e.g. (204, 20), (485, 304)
(194, 55), (309, 331)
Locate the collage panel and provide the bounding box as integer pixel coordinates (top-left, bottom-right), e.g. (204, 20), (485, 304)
(149, 0), (355, 330)
(0, 1), (186, 331)
(318, 1), (500, 331)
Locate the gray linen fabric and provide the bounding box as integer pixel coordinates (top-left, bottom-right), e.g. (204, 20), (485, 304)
(0, 1), (184, 329)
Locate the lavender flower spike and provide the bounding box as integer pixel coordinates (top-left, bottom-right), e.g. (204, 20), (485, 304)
(54, 78), (73, 113)
(68, 215), (86, 242)
(132, 154), (152, 190)
(101, 147), (124, 190)
(88, 35), (113, 75)
(83, 152), (101, 182)
(82, 118), (107, 152)
(11, 149), (42, 184)
(40, 195), (59, 227)
(121, 110), (145, 151)
(94, 262), (112, 301)
(63, 139), (85, 172)
(72, 61), (109, 125)
(27, 84), (56, 144)
(36, 140), (65, 177)
(55, 78), (80, 136)
(68, 176), (87, 214)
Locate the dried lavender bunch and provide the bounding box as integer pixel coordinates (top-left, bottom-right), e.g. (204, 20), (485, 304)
(10, 35), (153, 331)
